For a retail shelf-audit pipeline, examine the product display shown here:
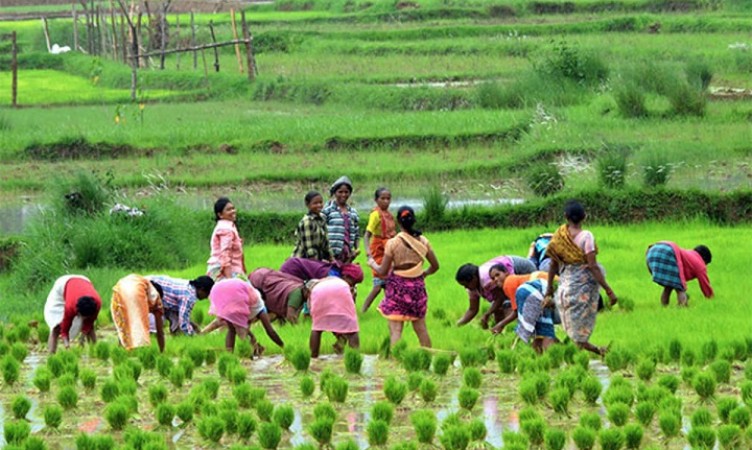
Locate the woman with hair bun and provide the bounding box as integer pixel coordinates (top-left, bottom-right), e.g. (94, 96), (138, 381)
(367, 206), (439, 347)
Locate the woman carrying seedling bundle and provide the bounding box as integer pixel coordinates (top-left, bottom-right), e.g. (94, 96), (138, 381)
(367, 206), (439, 347)
(208, 278), (284, 354)
(455, 255), (536, 329)
(645, 242), (713, 307)
(545, 200), (617, 356)
(44, 275), (102, 353)
(305, 277), (360, 357)
(111, 274), (165, 352)
(361, 187), (396, 313)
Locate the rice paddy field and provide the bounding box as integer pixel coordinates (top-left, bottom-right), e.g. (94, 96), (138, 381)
(2, 0), (752, 448)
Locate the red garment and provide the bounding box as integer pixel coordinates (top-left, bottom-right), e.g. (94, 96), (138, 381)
(667, 242), (713, 298)
(61, 278), (102, 339)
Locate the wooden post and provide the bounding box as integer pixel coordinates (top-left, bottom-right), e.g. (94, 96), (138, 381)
(230, 8), (243, 73)
(72, 4), (79, 52)
(240, 11), (255, 80)
(190, 12), (196, 70)
(208, 21), (219, 72)
(159, 2), (168, 69)
(116, 0), (138, 101)
(174, 13), (180, 69)
(11, 31), (18, 107)
(109, 1), (118, 60)
(41, 17), (51, 52)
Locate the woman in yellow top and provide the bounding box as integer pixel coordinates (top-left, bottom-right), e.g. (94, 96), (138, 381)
(368, 206), (439, 347)
(361, 188), (396, 313)
(111, 274), (166, 352)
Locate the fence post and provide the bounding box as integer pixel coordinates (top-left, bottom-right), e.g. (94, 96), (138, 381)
(208, 21), (219, 72)
(240, 11), (255, 81)
(230, 8), (243, 73)
(11, 31), (18, 107)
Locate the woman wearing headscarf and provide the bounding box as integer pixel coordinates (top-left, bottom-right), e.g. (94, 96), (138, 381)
(323, 176), (360, 263)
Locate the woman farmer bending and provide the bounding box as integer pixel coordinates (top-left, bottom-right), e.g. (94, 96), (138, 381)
(368, 206), (439, 347)
(455, 255), (536, 328)
(305, 277), (360, 357)
(146, 275), (214, 335)
(208, 278), (284, 354)
(545, 200), (617, 356)
(111, 274), (165, 352)
(646, 242), (713, 306)
(44, 275), (102, 353)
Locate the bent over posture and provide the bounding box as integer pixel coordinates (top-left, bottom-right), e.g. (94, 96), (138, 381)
(646, 242), (713, 306)
(45, 275), (102, 353)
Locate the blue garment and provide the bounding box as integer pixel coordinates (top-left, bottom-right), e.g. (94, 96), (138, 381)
(514, 279), (555, 343)
(322, 202), (360, 259)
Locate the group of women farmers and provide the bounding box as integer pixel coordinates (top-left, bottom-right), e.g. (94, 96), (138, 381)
(43, 177), (714, 359)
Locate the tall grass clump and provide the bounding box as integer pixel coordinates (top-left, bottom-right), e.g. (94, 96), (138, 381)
(667, 81), (706, 117)
(597, 146), (629, 189)
(344, 348), (363, 374)
(410, 410), (436, 444)
(421, 185), (448, 228)
(526, 162), (564, 197)
(534, 41), (609, 86)
(642, 153), (672, 188)
(614, 83), (647, 118)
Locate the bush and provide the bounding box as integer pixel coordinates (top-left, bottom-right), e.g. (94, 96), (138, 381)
(371, 401), (394, 425)
(44, 404), (63, 429)
(597, 147), (629, 189)
(57, 385), (78, 410)
(273, 404), (295, 430)
(198, 416), (225, 444)
(527, 162), (564, 197)
(615, 83), (648, 118)
(367, 419), (389, 446)
(4, 420), (30, 445)
(410, 410), (436, 444)
(105, 401), (129, 431)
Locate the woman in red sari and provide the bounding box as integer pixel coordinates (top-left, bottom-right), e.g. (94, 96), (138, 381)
(362, 188), (396, 313)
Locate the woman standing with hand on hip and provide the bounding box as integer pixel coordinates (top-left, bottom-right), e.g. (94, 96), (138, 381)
(368, 206), (439, 347)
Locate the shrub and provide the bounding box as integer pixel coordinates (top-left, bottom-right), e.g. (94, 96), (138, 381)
(198, 416), (225, 444)
(635, 401), (656, 427)
(176, 401), (193, 423)
(694, 372), (717, 400)
(324, 375), (348, 403)
(44, 404), (63, 429)
(256, 399), (275, 422)
(432, 353), (452, 375)
(599, 428), (625, 450)
(439, 425), (470, 450)
(367, 419), (389, 446)
(33, 368), (51, 393)
(300, 375), (315, 398)
(457, 387), (480, 411)
(419, 378), (438, 403)
(545, 428), (567, 450)
(717, 424), (742, 449)
(521, 417), (546, 447)
(156, 403), (175, 427)
(607, 403), (630, 427)
(383, 376), (408, 405)
(688, 426), (716, 449)
(372, 401), (394, 425)
(597, 147), (629, 189)
(711, 359), (732, 384)
(581, 376), (602, 404)
(4, 420), (30, 445)
(57, 385), (78, 410)
(344, 348), (363, 374)
(273, 404), (295, 430)
(410, 410), (436, 444)
(527, 163), (564, 197)
(308, 418), (334, 447)
(10, 395), (31, 420)
(237, 412), (257, 440)
(463, 367), (482, 389)
(572, 426), (596, 450)
(615, 83), (648, 118)
(105, 401), (129, 431)
(659, 411), (681, 439)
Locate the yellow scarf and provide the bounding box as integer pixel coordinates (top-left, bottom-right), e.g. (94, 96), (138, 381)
(547, 224), (595, 265)
(393, 233), (428, 278)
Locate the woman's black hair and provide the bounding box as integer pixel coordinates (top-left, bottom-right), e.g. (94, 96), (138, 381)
(304, 191), (322, 206)
(190, 276), (215, 293)
(76, 296), (99, 317)
(455, 264), (479, 283)
(213, 197), (232, 221)
(150, 281), (164, 300)
(374, 187), (390, 201)
(397, 205), (421, 237)
(694, 245), (712, 264)
(564, 199), (586, 224)
(489, 263), (508, 274)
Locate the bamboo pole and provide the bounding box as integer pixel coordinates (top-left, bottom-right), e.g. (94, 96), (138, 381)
(174, 13), (180, 69)
(190, 11), (196, 70)
(208, 21), (219, 72)
(240, 10), (255, 80)
(11, 31), (18, 107)
(138, 39), (249, 58)
(230, 8), (243, 73)
(41, 17), (51, 52)
(72, 3), (79, 52)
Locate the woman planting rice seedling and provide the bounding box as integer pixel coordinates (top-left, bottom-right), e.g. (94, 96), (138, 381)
(368, 206), (439, 347)
(323, 176), (360, 264)
(207, 278), (284, 354)
(279, 258), (365, 299)
(249, 268), (306, 324)
(44, 274), (102, 353)
(305, 276), (360, 357)
(545, 200), (617, 356)
(455, 254), (536, 329)
(111, 274), (165, 352)
(362, 187), (396, 313)
(145, 274), (214, 335)
(293, 191), (333, 261)
(645, 241), (713, 306)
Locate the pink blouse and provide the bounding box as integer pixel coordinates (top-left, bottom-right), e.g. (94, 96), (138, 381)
(207, 219), (246, 276)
